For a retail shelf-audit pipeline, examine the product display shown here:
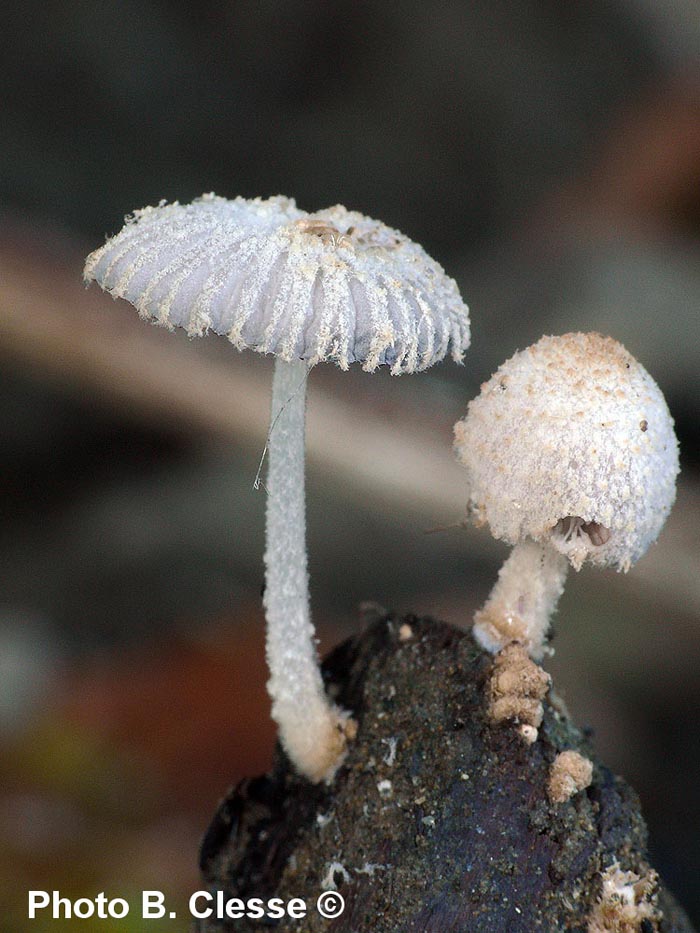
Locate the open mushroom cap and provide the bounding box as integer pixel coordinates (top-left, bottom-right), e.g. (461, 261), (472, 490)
(84, 193), (470, 375)
(454, 333), (679, 571)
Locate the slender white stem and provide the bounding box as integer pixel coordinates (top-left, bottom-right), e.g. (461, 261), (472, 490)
(473, 539), (568, 660)
(263, 357), (349, 782)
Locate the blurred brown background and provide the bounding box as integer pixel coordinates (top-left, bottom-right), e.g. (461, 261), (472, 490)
(0, 1), (699, 929)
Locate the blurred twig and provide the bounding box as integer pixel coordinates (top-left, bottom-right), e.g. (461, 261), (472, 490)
(0, 232), (698, 618)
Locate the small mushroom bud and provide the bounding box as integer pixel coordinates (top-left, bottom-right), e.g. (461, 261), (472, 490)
(454, 333), (679, 659)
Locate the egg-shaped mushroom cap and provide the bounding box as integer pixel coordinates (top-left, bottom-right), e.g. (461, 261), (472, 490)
(84, 194), (470, 375)
(453, 333), (679, 571)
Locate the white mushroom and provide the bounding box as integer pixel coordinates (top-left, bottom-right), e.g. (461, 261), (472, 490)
(454, 332), (679, 660)
(85, 193), (470, 782)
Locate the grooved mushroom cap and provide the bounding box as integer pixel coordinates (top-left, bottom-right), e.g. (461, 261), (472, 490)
(84, 193), (470, 374)
(453, 333), (679, 571)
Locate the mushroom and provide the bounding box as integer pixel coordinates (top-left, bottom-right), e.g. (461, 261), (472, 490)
(453, 332), (679, 660)
(84, 193), (470, 782)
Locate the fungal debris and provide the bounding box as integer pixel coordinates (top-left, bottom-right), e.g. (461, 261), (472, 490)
(587, 863), (660, 932)
(381, 737), (399, 767)
(552, 516), (612, 571)
(354, 862), (387, 877)
(487, 641), (551, 743)
(321, 861), (351, 891)
(292, 217), (354, 248)
(547, 750), (593, 804)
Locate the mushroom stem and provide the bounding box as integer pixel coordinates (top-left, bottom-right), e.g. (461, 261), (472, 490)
(263, 357), (350, 783)
(473, 539), (568, 660)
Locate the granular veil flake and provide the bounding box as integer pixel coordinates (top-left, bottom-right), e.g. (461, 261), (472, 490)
(84, 194), (470, 374)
